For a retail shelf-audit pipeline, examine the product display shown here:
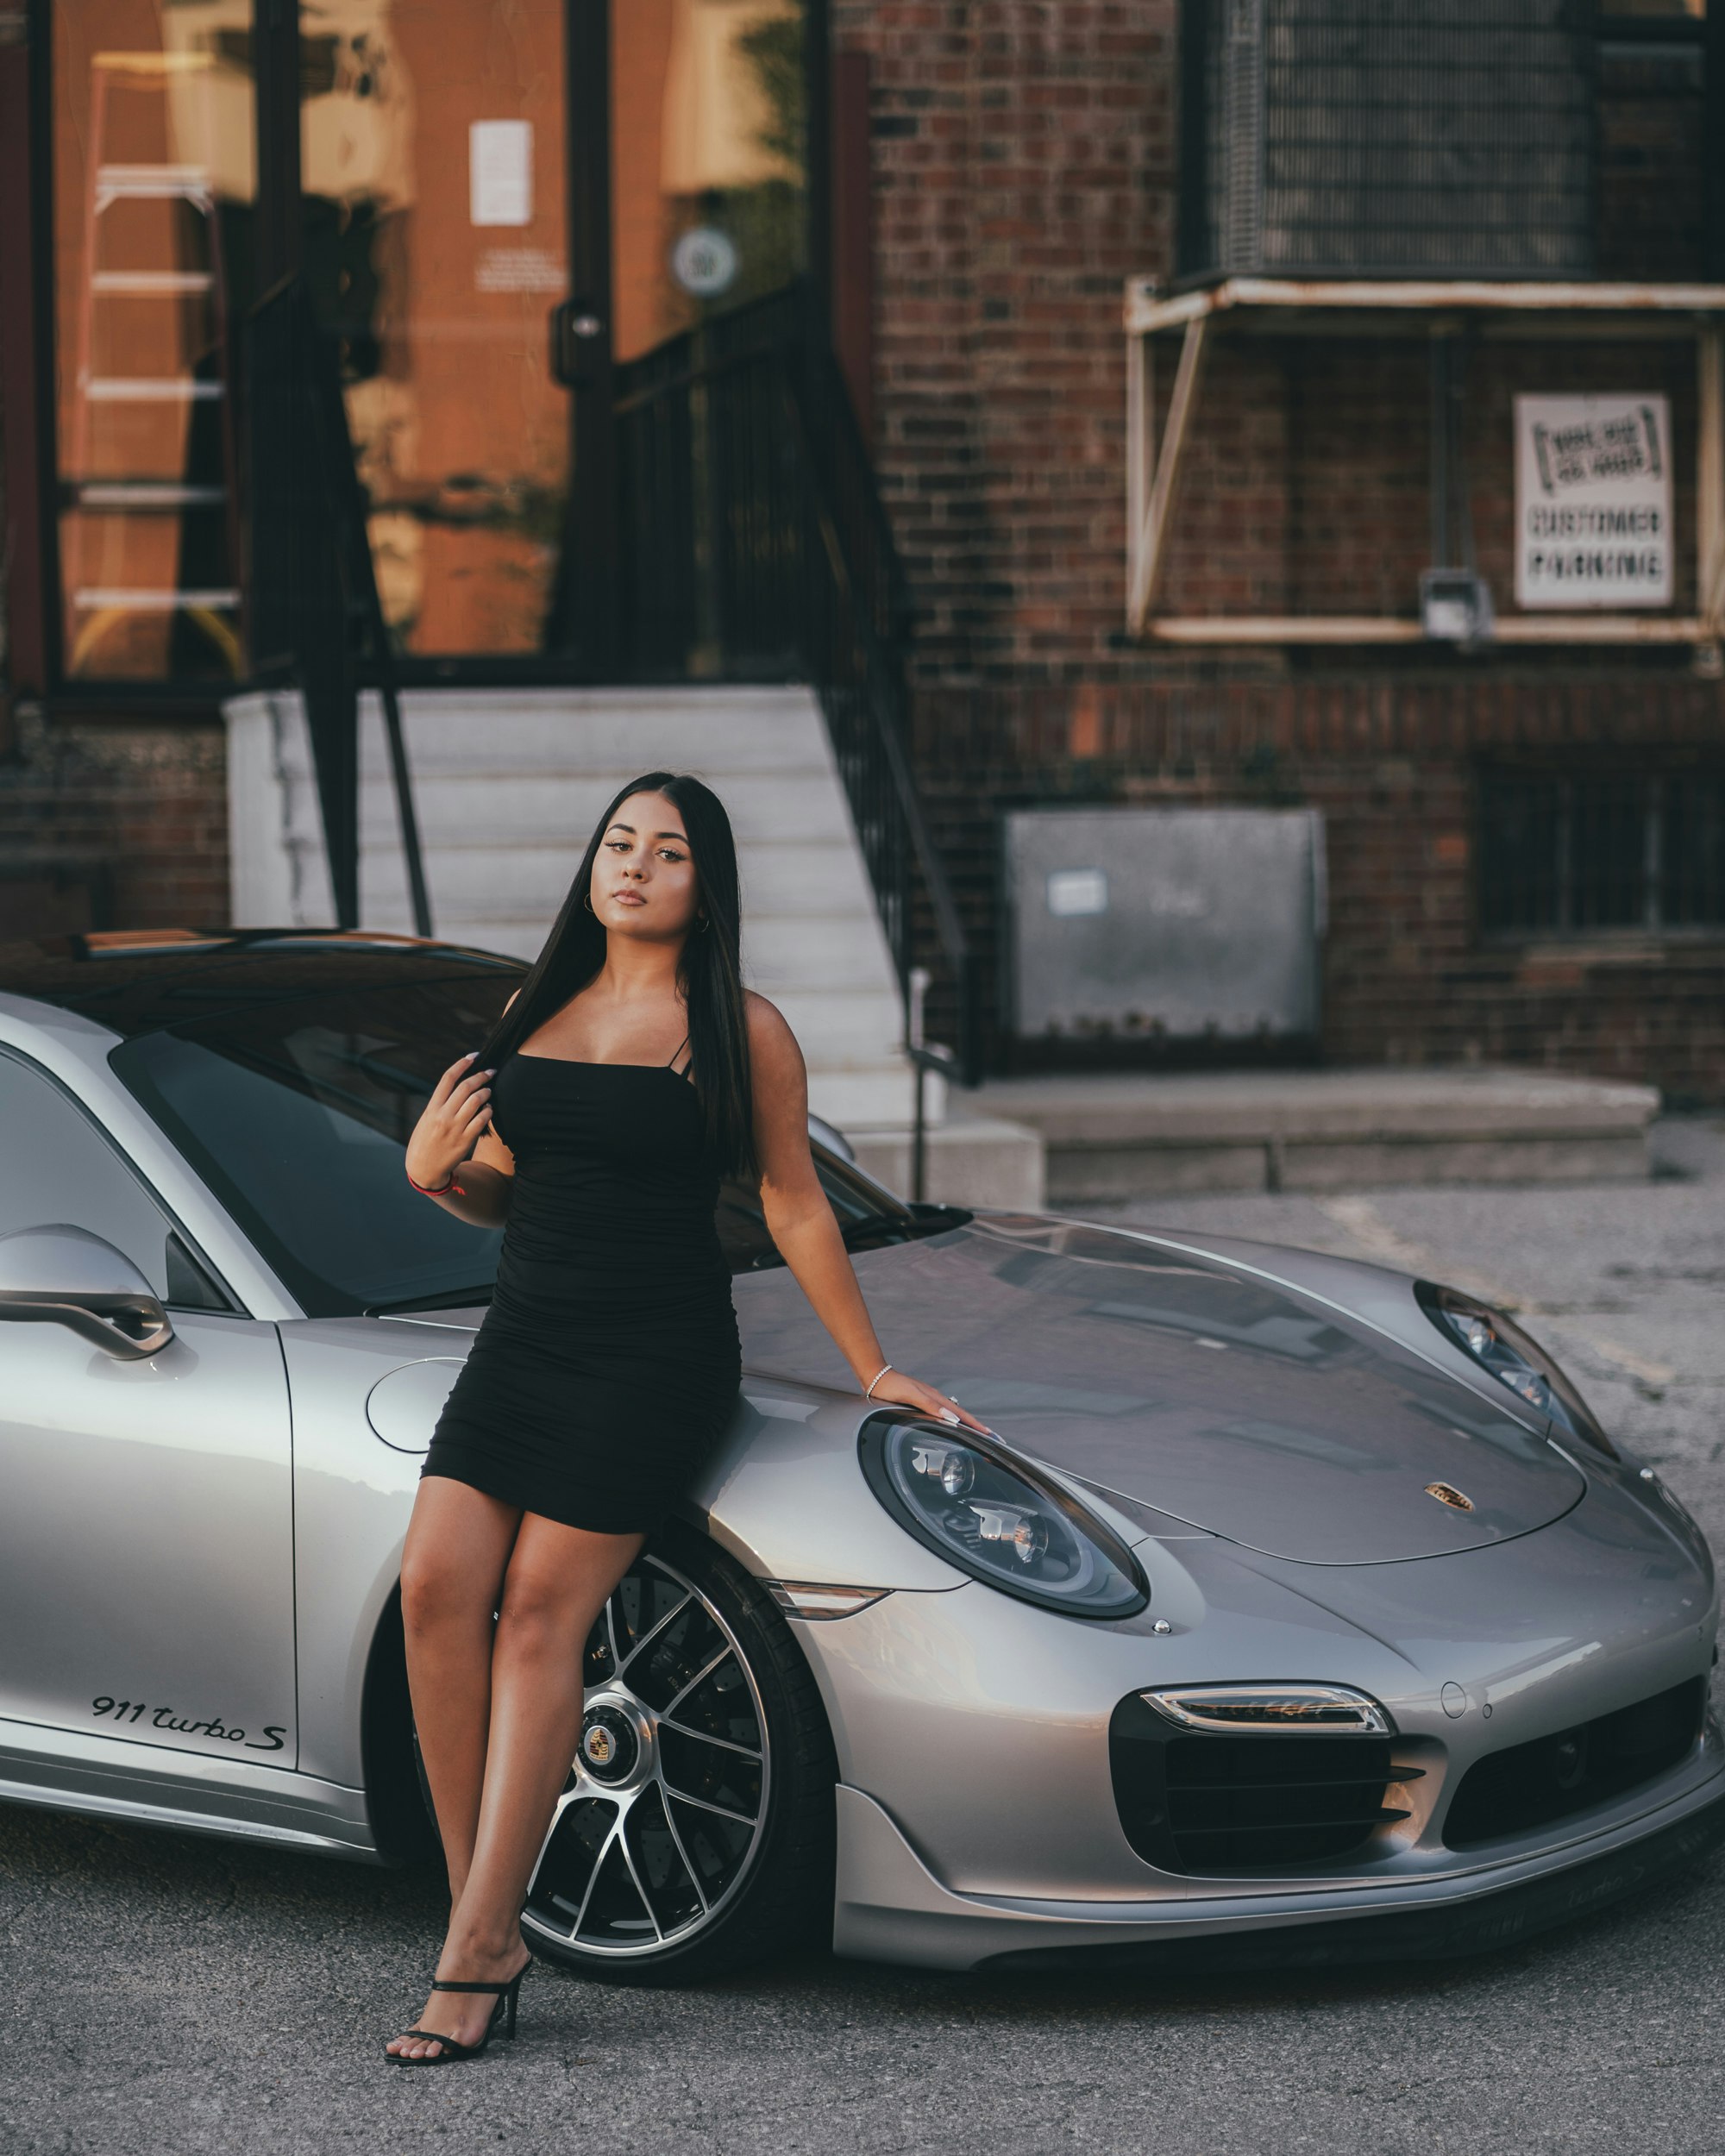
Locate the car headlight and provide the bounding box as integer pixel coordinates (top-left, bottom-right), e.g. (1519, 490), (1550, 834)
(860, 1417), (1149, 1619)
(1417, 1282), (1617, 1459)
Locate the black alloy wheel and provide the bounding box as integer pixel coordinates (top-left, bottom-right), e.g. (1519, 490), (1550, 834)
(519, 1526), (837, 1984)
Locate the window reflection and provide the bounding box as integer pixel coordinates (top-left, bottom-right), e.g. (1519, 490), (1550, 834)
(1087, 1295), (1355, 1365)
(299, 0), (571, 657)
(612, 0), (807, 366)
(53, 0), (254, 680)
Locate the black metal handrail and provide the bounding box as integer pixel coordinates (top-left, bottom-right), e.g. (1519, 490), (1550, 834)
(245, 275), (431, 937)
(614, 288), (981, 1087)
(246, 273), (969, 1085)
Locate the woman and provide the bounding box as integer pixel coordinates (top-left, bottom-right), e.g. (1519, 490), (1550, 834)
(385, 770), (981, 2063)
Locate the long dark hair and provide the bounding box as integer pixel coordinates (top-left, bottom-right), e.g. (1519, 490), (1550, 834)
(473, 771), (756, 1176)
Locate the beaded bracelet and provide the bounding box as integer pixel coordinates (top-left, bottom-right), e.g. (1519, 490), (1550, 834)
(864, 1362), (893, 1399)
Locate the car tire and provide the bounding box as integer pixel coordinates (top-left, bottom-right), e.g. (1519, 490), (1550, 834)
(517, 1523), (837, 1987)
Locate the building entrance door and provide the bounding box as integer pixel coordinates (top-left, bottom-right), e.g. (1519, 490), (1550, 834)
(45, 0), (818, 686)
(298, 0), (812, 678)
(298, 0), (605, 668)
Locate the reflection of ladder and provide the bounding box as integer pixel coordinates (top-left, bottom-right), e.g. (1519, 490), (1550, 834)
(66, 51), (240, 674)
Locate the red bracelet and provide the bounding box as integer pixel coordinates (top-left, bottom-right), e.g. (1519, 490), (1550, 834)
(405, 1166), (464, 1197)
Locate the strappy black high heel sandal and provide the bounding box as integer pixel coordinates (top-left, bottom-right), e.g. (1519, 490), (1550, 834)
(383, 1966), (529, 2066)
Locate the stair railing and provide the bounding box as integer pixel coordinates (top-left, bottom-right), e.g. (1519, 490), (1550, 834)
(248, 271), (967, 1090)
(613, 288), (982, 1093)
(245, 275), (431, 937)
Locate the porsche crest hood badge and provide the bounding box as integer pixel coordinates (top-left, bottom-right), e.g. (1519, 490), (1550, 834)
(1424, 1481), (1476, 1513)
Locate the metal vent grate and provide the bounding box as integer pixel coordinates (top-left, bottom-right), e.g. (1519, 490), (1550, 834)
(1181, 0), (1596, 281)
(1443, 1677), (1705, 1848)
(1111, 1694), (1418, 1874)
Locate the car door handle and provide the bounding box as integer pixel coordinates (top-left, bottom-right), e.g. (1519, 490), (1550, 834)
(0, 1290), (175, 1360)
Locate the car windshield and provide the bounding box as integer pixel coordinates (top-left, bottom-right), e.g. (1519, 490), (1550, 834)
(110, 976), (966, 1318)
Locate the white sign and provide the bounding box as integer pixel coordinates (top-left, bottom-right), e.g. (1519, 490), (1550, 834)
(670, 225), (739, 299)
(1515, 393), (1672, 609)
(475, 247), (565, 293)
(469, 121), (533, 228)
(1046, 868), (1107, 918)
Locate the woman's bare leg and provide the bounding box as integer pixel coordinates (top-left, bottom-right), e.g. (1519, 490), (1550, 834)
(398, 1478), (521, 1909)
(389, 1513), (643, 2060)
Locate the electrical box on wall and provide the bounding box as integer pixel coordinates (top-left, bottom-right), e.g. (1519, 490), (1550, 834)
(1003, 807), (1327, 1045)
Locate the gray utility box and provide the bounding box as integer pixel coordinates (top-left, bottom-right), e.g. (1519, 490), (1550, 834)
(1003, 806), (1327, 1044)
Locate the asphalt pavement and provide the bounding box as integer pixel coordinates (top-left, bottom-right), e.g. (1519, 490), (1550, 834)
(9, 1120), (1725, 2156)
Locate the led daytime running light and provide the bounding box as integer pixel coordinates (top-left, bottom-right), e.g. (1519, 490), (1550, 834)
(1144, 1683), (1392, 1736)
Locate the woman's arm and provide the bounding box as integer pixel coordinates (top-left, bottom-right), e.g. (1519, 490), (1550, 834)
(405, 1051), (516, 1229)
(748, 997), (987, 1433)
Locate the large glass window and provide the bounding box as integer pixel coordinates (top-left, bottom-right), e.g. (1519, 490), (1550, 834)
(611, 0), (809, 367)
(47, 0), (819, 684)
(1479, 768), (1725, 937)
(0, 1050), (226, 1307)
(112, 976), (515, 1315)
(52, 0), (255, 681)
(298, 0), (573, 658)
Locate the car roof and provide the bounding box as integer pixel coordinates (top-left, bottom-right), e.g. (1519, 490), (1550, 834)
(0, 930), (525, 1039)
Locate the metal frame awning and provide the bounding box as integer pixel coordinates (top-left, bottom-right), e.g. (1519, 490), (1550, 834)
(1123, 276), (1725, 653)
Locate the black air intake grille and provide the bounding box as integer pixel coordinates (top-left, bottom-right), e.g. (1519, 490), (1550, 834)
(1111, 1695), (1415, 1875)
(1443, 1678), (1706, 1849)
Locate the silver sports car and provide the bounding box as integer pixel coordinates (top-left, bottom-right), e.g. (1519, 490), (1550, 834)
(2, 931), (1720, 1981)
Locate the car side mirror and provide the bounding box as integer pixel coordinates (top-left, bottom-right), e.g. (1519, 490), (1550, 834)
(0, 1225), (175, 1360)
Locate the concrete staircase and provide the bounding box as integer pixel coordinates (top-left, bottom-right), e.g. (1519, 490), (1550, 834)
(223, 685), (936, 1136)
(970, 1066), (1661, 1201)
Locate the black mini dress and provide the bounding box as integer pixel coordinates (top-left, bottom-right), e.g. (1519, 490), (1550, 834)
(421, 1038), (742, 1535)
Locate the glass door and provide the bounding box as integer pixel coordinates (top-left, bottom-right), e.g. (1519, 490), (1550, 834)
(47, 0), (821, 688)
(610, 0), (809, 367)
(298, 0), (596, 665)
(605, 0), (812, 677)
(50, 0), (257, 682)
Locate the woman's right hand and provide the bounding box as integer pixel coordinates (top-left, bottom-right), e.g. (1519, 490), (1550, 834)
(405, 1053), (493, 1191)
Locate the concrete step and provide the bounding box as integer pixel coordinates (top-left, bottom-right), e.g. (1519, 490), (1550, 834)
(360, 845), (888, 940)
(803, 1069), (925, 1131)
(224, 685), (936, 1138)
(348, 893), (906, 1040)
(354, 686), (834, 778)
(850, 1107), (1046, 1214)
(357, 840), (882, 929)
(353, 768), (857, 848)
(971, 1067), (1662, 1202)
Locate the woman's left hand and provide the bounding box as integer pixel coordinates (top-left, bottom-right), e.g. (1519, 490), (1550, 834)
(865, 1367), (993, 1436)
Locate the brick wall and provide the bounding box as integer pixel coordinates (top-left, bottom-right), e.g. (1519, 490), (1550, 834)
(3, 3), (1720, 1098)
(836, 1), (1725, 1097)
(915, 671), (1725, 1101)
(0, 708), (229, 941)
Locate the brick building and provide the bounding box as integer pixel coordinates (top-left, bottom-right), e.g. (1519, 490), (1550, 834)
(3, 1), (1724, 1100)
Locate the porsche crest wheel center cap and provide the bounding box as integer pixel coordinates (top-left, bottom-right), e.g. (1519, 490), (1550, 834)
(580, 1704), (639, 1784)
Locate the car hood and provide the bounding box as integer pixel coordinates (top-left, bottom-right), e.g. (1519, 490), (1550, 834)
(732, 1215), (1586, 1565)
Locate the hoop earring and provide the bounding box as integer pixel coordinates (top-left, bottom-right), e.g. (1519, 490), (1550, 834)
(583, 891), (595, 913)
(696, 913), (710, 933)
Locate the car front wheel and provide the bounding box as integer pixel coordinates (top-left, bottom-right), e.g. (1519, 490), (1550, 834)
(519, 1525), (836, 1985)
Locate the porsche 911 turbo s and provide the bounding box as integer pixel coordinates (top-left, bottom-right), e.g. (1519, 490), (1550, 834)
(0, 931), (1719, 1982)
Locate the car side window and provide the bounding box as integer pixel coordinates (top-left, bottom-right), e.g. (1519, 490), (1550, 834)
(0, 1052), (228, 1309)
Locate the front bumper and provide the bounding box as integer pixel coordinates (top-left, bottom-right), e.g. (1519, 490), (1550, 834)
(833, 1765), (1725, 1971)
(777, 1456), (1722, 1971)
